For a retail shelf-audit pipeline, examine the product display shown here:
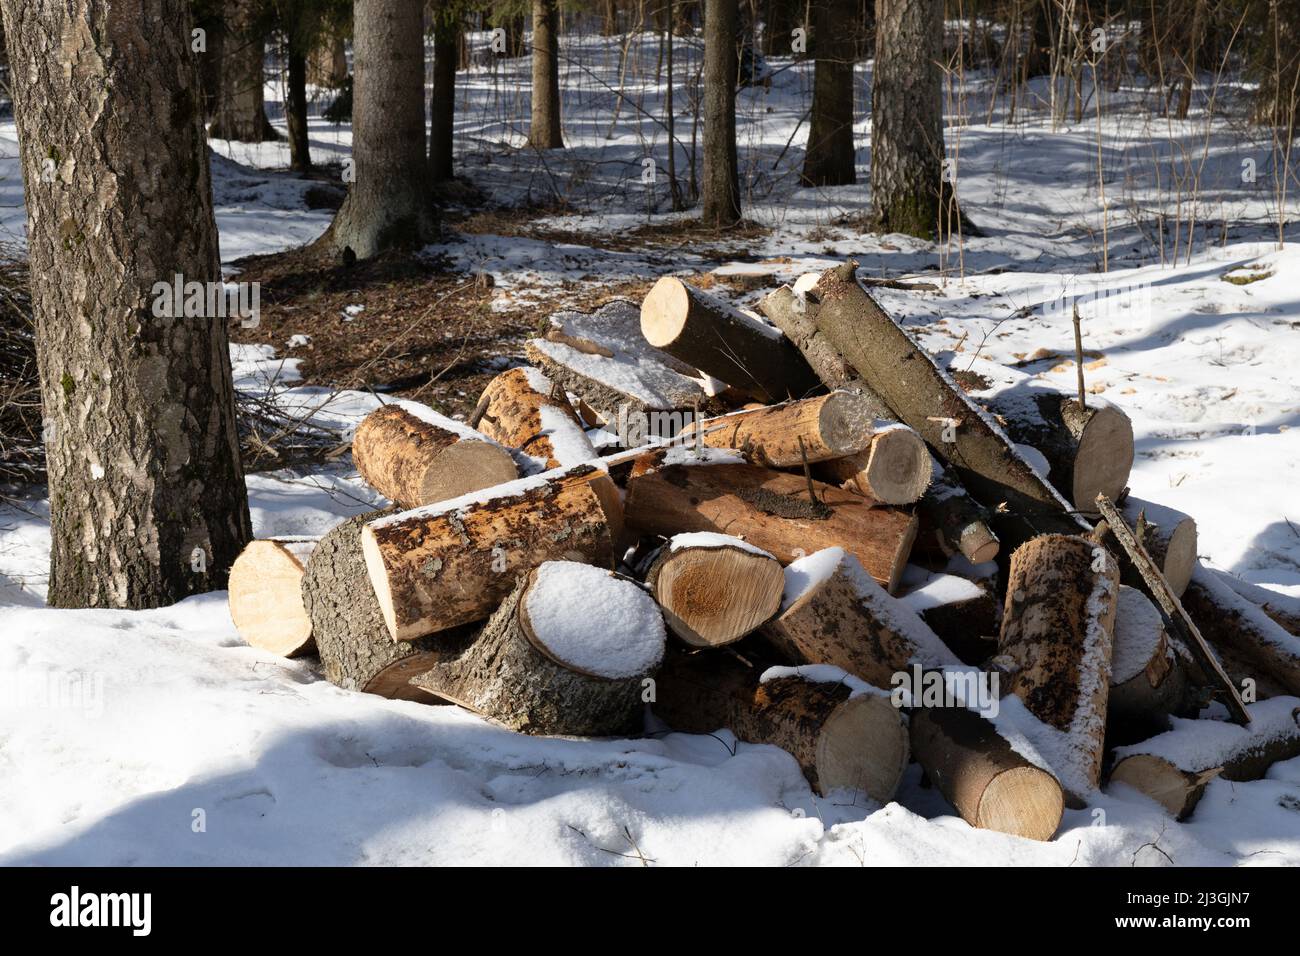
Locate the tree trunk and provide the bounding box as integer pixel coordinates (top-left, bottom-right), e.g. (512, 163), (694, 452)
(701, 0), (741, 227)
(285, 45), (312, 173)
(208, 0), (279, 142)
(528, 0), (565, 148)
(1, 0), (253, 608)
(871, 0), (946, 237)
(196, 13), (225, 121)
(228, 538), (318, 657)
(310, 33), (349, 88)
(476, 367), (597, 469)
(317, 0), (436, 260)
(430, 16), (459, 182)
(801, 0), (857, 186)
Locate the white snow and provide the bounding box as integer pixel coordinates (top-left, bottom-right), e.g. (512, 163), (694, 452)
(759, 664), (891, 701)
(897, 567), (986, 613)
(1113, 697), (1300, 773)
(525, 562), (665, 679)
(779, 547), (851, 610)
(667, 532), (773, 558)
(1111, 586), (1167, 685)
(537, 404), (598, 466)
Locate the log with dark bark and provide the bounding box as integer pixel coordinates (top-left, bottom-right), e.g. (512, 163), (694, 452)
(761, 548), (960, 687)
(644, 534), (785, 647)
(897, 568), (1000, 665)
(228, 538), (319, 657)
(652, 649), (910, 799)
(1109, 699), (1300, 819)
(641, 277), (820, 402)
(1107, 586), (1187, 743)
(302, 512), (460, 700)
(998, 534), (1119, 793)
(910, 706), (1065, 841)
(915, 458), (1001, 565)
(624, 450), (919, 593)
(351, 404), (518, 509)
(1209, 570), (1300, 637)
(361, 464), (621, 640)
(476, 367), (596, 469)
(758, 281), (867, 395)
(412, 563), (665, 735)
(700, 0), (741, 227)
(1183, 564), (1300, 697)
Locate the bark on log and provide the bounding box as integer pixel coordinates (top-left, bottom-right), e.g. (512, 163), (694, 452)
(640, 277), (820, 402)
(644, 534), (785, 647)
(813, 425), (933, 505)
(476, 366), (597, 469)
(302, 512), (461, 700)
(361, 464), (621, 640)
(914, 458), (1001, 565)
(758, 282), (865, 394)
(351, 403), (519, 509)
(683, 391), (873, 463)
(1209, 570), (1300, 636)
(228, 537), (318, 657)
(811, 262), (1088, 544)
(910, 706), (1065, 841)
(998, 534), (1120, 792)
(412, 564), (665, 736)
(897, 569), (999, 665)
(623, 450), (919, 593)
(1096, 496), (1197, 598)
(652, 650), (910, 799)
(761, 548), (960, 687)
(1109, 698), (1300, 819)
(1183, 564), (1300, 697)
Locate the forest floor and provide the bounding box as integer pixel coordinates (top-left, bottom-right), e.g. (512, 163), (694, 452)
(1, 32), (1299, 865)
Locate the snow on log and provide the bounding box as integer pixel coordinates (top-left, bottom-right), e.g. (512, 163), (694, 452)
(1109, 698), (1300, 819)
(1108, 586), (1186, 733)
(761, 548), (960, 688)
(897, 567), (1000, 665)
(910, 705), (1065, 841)
(640, 276), (820, 402)
(413, 562), (665, 736)
(998, 534), (1120, 794)
(228, 537), (318, 657)
(351, 403), (519, 510)
(302, 513), (463, 700)
(652, 651), (910, 800)
(476, 366), (597, 469)
(1183, 563), (1300, 697)
(623, 448), (919, 593)
(1200, 567), (1300, 638)
(758, 281), (864, 394)
(644, 533), (784, 648)
(915, 457), (1000, 565)
(361, 463), (621, 640)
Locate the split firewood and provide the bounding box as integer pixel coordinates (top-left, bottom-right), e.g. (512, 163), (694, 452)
(915, 457), (1000, 565)
(476, 366), (597, 469)
(412, 562), (665, 736)
(1095, 494), (1251, 725)
(652, 650), (910, 800)
(1182, 563), (1300, 697)
(1095, 496), (1197, 598)
(361, 463), (621, 640)
(1109, 698), (1300, 819)
(228, 537), (319, 657)
(640, 276), (820, 403)
(1200, 567), (1300, 638)
(643, 533), (785, 647)
(910, 706), (1065, 841)
(998, 534), (1120, 794)
(351, 403), (519, 510)
(810, 262), (1088, 543)
(623, 448), (919, 593)
(761, 548), (960, 688)
(897, 567), (1000, 665)
(1107, 586), (1187, 739)
(302, 512), (465, 700)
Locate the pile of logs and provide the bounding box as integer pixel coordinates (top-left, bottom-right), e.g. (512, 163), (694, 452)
(227, 261), (1300, 842)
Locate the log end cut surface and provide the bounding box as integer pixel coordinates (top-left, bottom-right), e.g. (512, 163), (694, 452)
(862, 427), (933, 505)
(420, 441), (520, 505)
(228, 540), (314, 657)
(1071, 404), (1135, 514)
(816, 693), (910, 799)
(640, 276), (691, 347)
(979, 766), (1067, 841)
(653, 544), (784, 646)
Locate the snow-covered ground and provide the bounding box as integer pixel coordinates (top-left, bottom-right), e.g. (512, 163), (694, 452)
(1, 32), (1298, 865)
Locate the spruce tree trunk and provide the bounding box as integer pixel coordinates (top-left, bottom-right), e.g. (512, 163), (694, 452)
(286, 45), (312, 173)
(197, 14), (226, 121)
(317, 0), (436, 260)
(0, 0), (252, 608)
(871, 0), (946, 237)
(802, 0), (857, 187)
(701, 0), (741, 226)
(528, 0), (565, 148)
(208, 0), (279, 142)
(430, 17), (459, 182)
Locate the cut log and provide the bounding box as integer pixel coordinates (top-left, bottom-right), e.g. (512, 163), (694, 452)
(361, 463), (621, 641)
(1183, 563), (1300, 697)
(228, 537), (318, 657)
(810, 262), (1088, 543)
(476, 366), (597, 469)
(758, 282), (864, 393)
(910, 706), (1065, 841)
(813, 425), (933, 506)
(1201, 567), (1300, 637)
(413, 562), (665, 736)
(644, 533), (785, 647)
(761, 548), (960, 688)
(623, 448), (919, 593)
(302, 512), (462, 700)
(981, 388), (1134, 516)
(640, 276), (820, 402)
(1096, 496), (1197, 598)
(1109, 698), (1300, 819)
(682, 391), (873, 464)
(351, 403), (519, 510)
(1108, 586), (1186, 740)
(998, 534), (1120, 793)
(652, 650), (910, 800)
(914, 458), (1000, 565)
(897, 567), (999, 665)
